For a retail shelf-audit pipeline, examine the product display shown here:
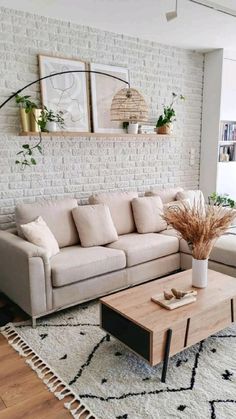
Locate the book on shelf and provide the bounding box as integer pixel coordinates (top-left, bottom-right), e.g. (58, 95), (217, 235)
(219, 144), (236, 162)
(220, 122), (236, 141)
(139, 124), (156, 134)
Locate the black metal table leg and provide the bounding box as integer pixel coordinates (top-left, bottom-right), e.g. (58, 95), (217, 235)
(161, 328), (172, 383)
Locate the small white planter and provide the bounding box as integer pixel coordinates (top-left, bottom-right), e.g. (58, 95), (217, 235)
(192, 257), (208, 288)
(45, 121), (57, 132)
(128, 123), (139, 134)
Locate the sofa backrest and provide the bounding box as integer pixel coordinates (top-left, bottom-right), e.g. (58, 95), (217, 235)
(145, 187), (184, 203)
(89, 191), (138, 235)
(15, 198), (79, 248)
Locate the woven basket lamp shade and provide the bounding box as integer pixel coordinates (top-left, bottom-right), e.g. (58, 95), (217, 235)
(110, 88), (148, 123)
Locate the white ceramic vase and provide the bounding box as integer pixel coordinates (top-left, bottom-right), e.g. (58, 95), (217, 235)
(128, 122), (139, 134)
(45, 121), (57, 132)
(192, 257), (208, 288)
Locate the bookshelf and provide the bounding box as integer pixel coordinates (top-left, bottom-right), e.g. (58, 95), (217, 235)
(200, 49), (236, 200)
(219, 121), (236, 162)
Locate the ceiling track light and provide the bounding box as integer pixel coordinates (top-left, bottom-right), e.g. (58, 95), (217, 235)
(188, 0), (236, 18)
(166, 0), (178, 22)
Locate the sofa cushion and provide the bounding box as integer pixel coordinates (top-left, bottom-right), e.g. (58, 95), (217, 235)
(51, 245), (126, 287)
(72, 204), (118, 247)
(164, 199), (191, 211)
(176, 190), (205, 206)
(145, 187), (184, 203)
(180, 238), (191, 254)
(21, 216), (59, 258)
(15, 198), (79, 248)
(210, 235), (236, 268)
(132, 196), (167, 233)
(107, 233), (179, 267)
(89, 191), (138, 235)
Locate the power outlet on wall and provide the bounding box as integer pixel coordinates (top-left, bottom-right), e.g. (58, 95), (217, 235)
(189, 148), (195, 166)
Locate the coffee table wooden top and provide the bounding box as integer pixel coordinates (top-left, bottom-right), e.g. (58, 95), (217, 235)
(100, 269), (236, 333)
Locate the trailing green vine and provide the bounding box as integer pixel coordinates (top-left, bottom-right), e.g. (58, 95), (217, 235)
(15, 132), (42, 168)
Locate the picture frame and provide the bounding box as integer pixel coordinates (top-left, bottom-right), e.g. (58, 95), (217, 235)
(90, 63), (129, 133)
(38, 54), (90, 132)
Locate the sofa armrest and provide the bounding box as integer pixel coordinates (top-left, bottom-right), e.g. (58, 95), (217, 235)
(0, 230), (52, 316)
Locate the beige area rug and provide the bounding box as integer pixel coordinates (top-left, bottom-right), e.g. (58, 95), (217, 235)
(1, 301), (236, 419)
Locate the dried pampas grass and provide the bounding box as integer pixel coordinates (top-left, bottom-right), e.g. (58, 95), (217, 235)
(163, 201), (235, 260)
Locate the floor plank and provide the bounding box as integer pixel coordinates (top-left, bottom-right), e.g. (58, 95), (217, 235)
(0, 399), (6, 412)
(0, 295), (78, 418)
(0, 391), (72, 419)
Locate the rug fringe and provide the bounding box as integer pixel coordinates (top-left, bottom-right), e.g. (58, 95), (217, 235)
(1, 323), (97, 419)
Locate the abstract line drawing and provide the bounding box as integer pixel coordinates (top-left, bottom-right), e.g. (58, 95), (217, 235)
(39, 55), (90, 132)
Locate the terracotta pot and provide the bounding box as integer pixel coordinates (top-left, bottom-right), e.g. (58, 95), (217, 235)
(19, 108), (31, 132)
(31, 109), (42, 132)
(157, 124), (172, 135)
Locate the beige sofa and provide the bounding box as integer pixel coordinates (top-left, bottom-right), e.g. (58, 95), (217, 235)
(0, 188), (235, 327)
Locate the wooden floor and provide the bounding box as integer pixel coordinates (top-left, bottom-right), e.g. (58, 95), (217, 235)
(0, 295), (75, 418)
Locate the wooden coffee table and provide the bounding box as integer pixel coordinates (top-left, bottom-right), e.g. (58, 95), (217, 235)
(100, 269), (236, 382)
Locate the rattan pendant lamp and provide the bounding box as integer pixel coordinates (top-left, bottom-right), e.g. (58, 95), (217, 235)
(110, 87), (148, 133)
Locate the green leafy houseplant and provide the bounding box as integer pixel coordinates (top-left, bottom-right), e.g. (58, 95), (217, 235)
(15, 138), (42, 168)
(208, 192), (235, 208)
(15, 94), (38, 113)
(156, 92), (185, 134)
(15, 98), (65, 168)
(37, 106), (65, 132)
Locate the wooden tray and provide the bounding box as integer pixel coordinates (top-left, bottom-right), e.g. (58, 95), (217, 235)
(151, 292), (197, 310)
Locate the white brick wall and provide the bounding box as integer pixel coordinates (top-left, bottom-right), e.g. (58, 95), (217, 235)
(0, 6), (204, 230)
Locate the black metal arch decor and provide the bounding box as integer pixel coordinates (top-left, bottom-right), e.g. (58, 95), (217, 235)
(0, 70), (130, 110)
(0, 70), (131, 167)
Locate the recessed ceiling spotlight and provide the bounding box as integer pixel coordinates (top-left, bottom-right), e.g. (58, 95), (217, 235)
(166, 0), (178, 22)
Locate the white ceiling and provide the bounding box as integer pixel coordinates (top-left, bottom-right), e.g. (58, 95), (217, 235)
(1, 0), (236, 51)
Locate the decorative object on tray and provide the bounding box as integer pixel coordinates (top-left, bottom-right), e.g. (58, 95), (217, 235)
(151, 288), (197, 310)
(39, 55), (90, 132)
(90, 63), (130, 133)
(111, 86), (148, 134)
(163, 201), (235, 288)
(156, 92), (185, 134)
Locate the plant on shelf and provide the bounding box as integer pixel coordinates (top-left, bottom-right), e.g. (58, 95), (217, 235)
(156, 92), (185, 135)
(14, 94), (43, 168)
(208, 192), (235, 208)
(15, 94), (38, 132)
(15, 106), (65, 168)
(37, 106), (65, 132)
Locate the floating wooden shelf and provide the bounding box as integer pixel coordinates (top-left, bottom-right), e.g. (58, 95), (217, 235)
(19, 131), (172, 139)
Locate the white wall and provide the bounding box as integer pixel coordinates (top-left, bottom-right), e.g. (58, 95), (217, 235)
(0, 6), (204, 230)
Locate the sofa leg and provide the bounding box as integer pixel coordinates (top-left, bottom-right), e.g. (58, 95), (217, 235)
(32, 317), (37, 328)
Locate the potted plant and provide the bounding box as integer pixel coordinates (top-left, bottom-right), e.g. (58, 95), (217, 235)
(208, 192), (235, 208)
(15, 94), (39, 132)
(37, 106), (65, 132)
(163, 201), (235, 288)
(156, 92), (185, 135)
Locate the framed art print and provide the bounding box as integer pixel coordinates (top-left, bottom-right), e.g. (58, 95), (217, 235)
(90, 63), (129, 133)
(39, 55), (90, 132)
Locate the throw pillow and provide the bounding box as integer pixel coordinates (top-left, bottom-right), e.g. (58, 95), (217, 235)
(176, 190), (205, 207)
(164, 199), (191, 211)
(145, 187), (184, 203)
(72, 204), (118, 247)
(132, 196), (167, 233)
(20, 216), (60, 258)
